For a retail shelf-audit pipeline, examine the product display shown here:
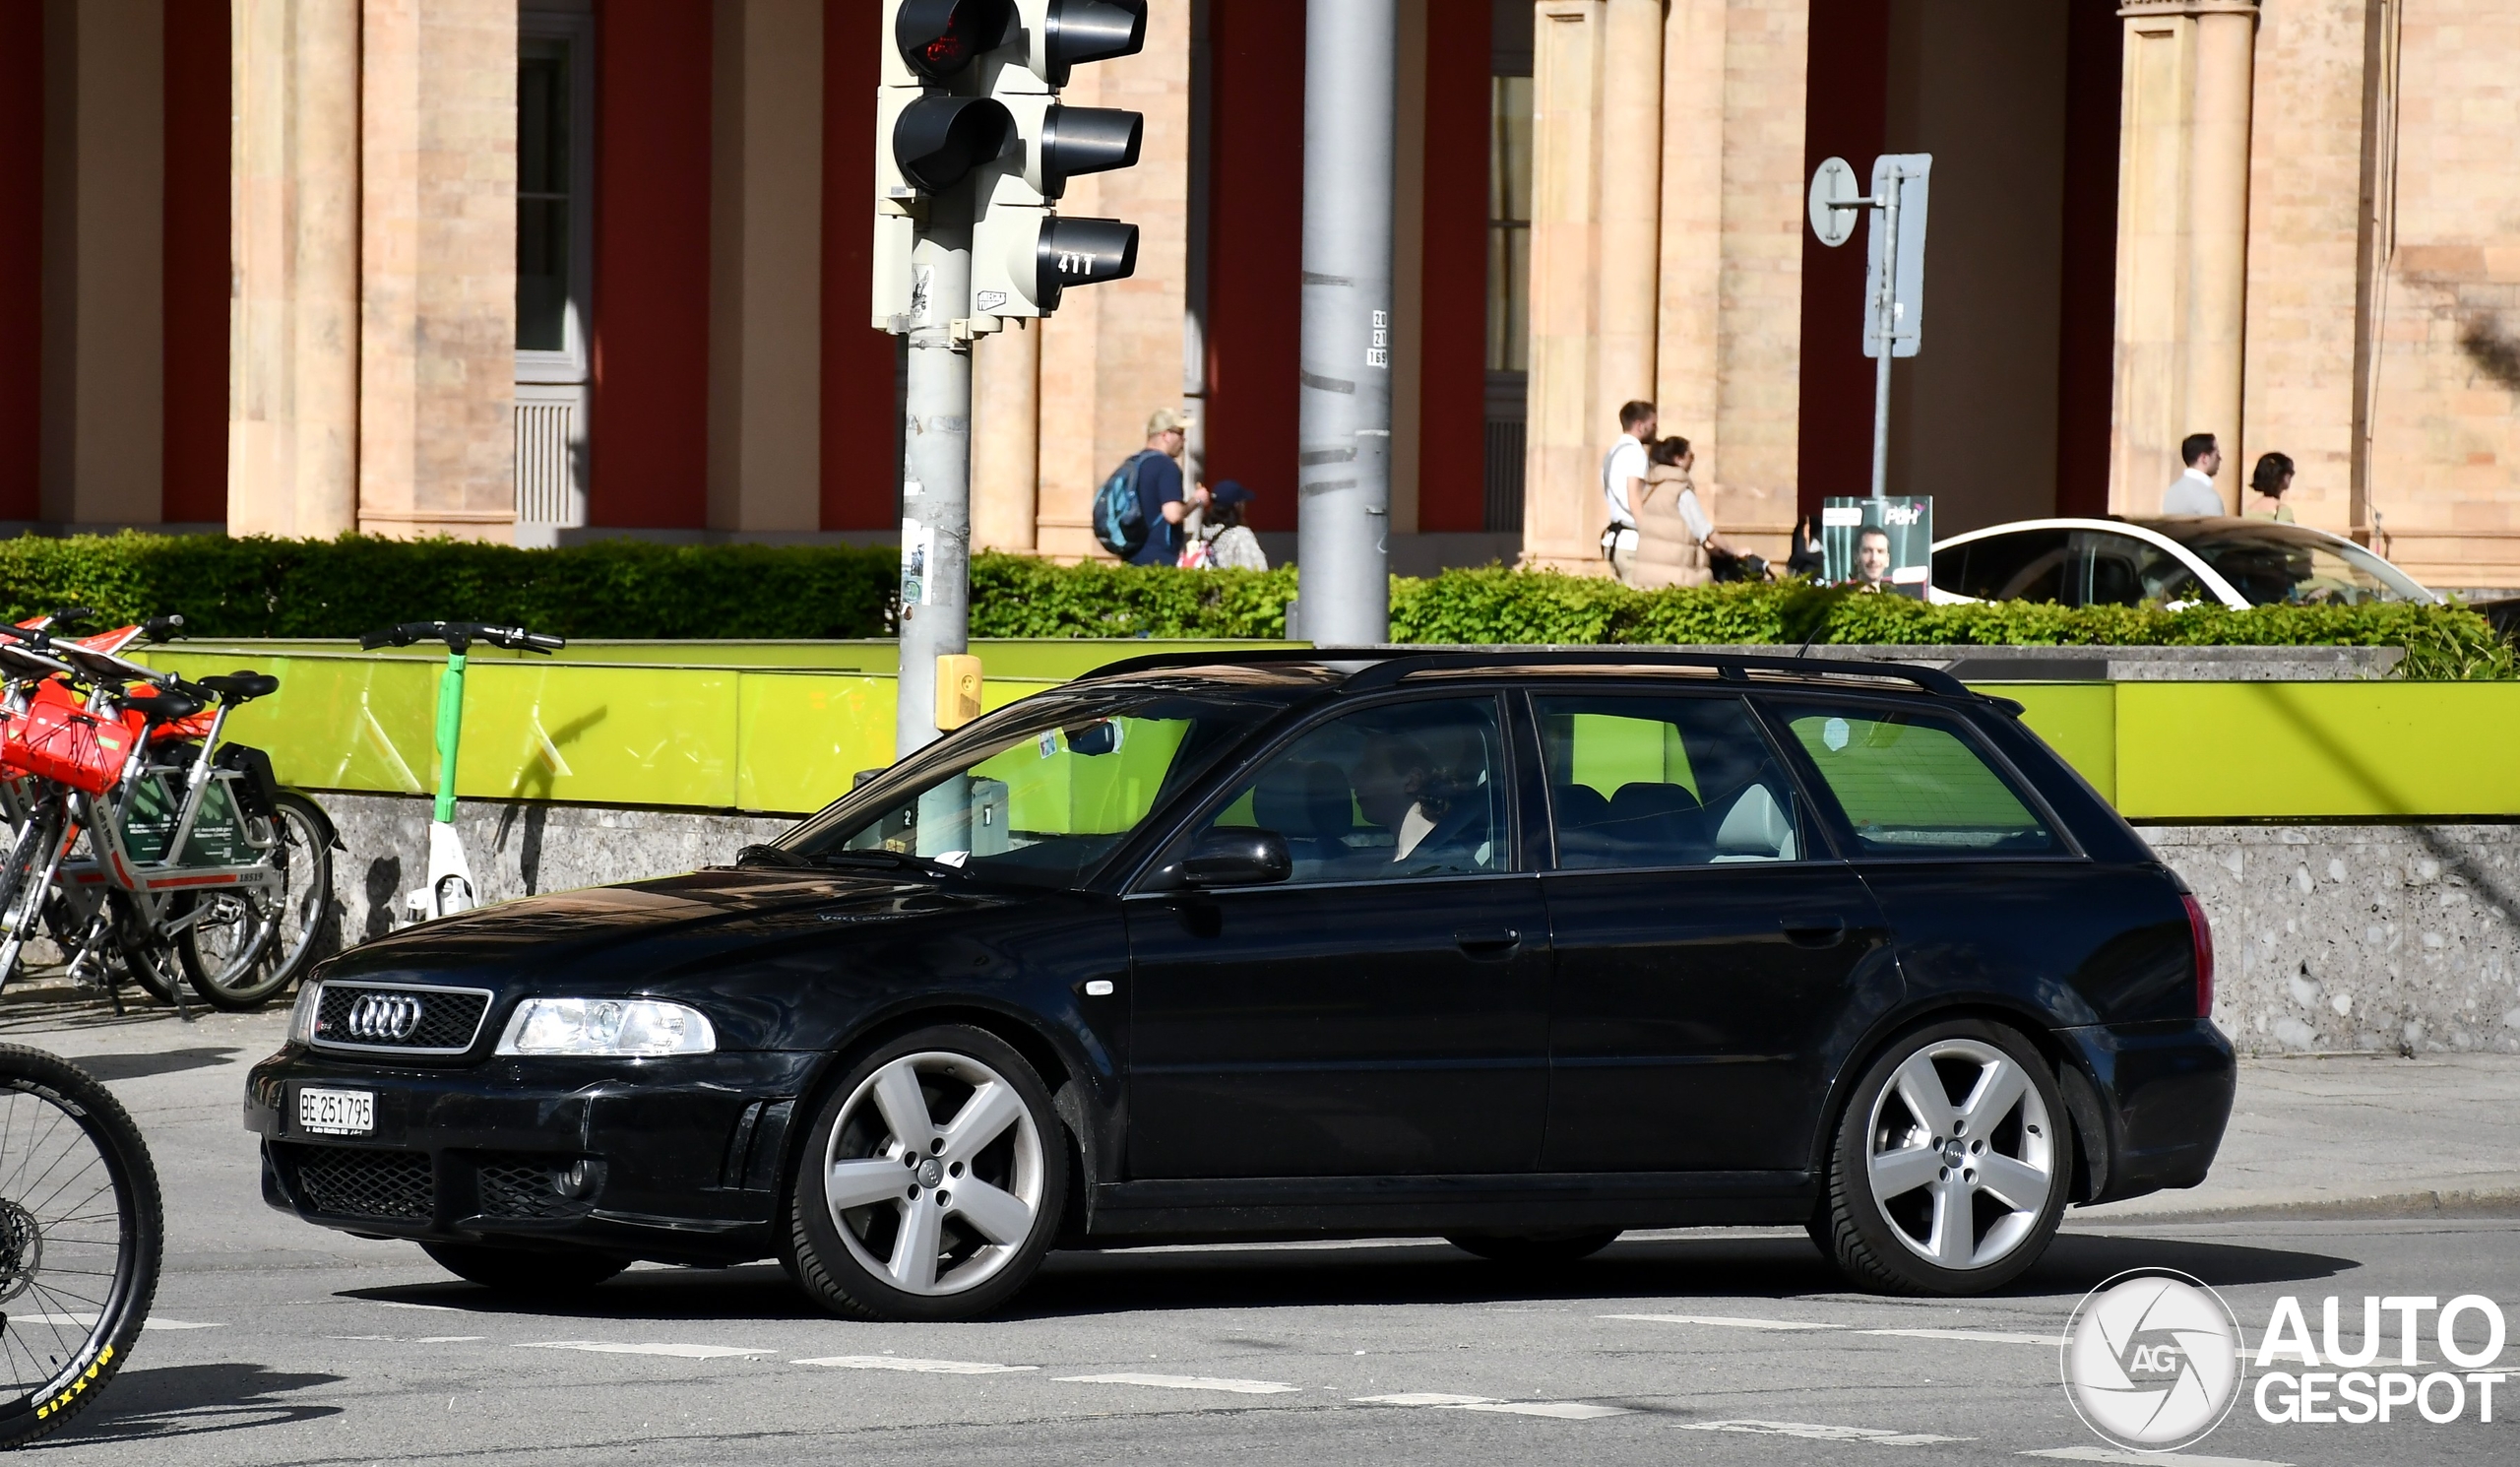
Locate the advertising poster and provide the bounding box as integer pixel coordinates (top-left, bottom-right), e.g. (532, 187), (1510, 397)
(1821, 496), (1932, 598)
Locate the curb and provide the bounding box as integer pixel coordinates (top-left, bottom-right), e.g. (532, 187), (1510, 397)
(2075, 1187), (2520, 1225)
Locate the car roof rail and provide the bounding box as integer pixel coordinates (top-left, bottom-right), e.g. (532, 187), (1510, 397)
(1080, 646), (1361, 681)
(1081, 645), (1972, 698)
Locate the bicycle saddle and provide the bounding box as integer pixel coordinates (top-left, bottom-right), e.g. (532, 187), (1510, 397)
(125, 685), (207, 724)
(195, 671), (281, 704)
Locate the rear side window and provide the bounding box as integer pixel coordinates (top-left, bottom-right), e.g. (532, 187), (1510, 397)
(1774, 703), (2056, 857)
(1940, 529), (2069, 603)
(1533, 694), (1807, 868)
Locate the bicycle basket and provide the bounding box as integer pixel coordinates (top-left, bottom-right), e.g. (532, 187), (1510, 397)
(4, 680), (144, 794)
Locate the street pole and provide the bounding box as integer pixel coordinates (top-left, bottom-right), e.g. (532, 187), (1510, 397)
(1295, 0), (1396, 648)
(1868, 169), (1900, 501)
(896, 195), (973, 759)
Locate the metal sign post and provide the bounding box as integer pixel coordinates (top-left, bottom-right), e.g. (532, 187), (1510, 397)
(1808, 154), (1931, 500)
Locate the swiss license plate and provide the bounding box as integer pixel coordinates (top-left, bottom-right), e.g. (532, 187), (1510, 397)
(297, 1087), (374, 1136)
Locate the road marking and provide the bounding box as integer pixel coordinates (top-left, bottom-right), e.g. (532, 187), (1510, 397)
(1356, 1393), (1500, 1407)
(1354, 1392), (1633, 1420)
(2021, 1449), (2294, 1467)
(796, 1356), (1038, 1374)
(323, 1335), (487, 1344)
(1680, 1420), (1973, 1445)
(1862, 1328), (2061, 1346)
(1604, 1313), (1847, 1331)
(1056, 1371), (1299, 1395)
(366, 1299), (464, 1312)
(519, 1341), (776, 1360)
(11, 1313), (222, 1332)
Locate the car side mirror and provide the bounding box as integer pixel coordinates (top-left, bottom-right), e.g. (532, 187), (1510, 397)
(1171, 828), (1292, 889)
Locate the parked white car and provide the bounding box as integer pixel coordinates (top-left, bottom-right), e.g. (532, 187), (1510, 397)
(1928, 516), (2437, 609)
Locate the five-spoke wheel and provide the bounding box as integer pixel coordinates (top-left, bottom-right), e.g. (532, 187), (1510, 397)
(1814, 1019), (2071, 1295)
(788, 1026), (1067, 1321)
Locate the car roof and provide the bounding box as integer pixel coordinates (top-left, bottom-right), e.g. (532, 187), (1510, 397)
(1934, 514), (2366, 553)
(1081, 647), (1979, 701)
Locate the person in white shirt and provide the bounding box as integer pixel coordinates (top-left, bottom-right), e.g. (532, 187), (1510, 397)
(2163, 432), (2225, 516)
(1599, 400), (1656, 581)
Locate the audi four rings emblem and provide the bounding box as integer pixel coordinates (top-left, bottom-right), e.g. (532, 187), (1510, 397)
(345, 993), (423, 1042)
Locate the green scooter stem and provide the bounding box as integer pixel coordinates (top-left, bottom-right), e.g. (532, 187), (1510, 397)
(433, 650), (465, 825)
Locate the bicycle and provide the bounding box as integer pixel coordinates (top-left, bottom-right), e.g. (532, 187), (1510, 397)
(0, 1043), (163, 1447)
(357, 622), (564, 924)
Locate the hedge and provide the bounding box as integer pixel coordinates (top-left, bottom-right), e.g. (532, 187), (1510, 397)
(0, 533), (2505, 678)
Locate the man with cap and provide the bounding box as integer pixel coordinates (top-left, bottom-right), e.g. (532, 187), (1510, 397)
(1130, 409), (1198, 566)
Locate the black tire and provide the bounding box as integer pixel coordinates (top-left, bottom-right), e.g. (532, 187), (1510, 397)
(788, 1024), (1068, 1323)
(420, 1242), (629, 1298)
(1446, 1229), (1621, 1265)
(178, 793), (336, 1011)
(0, 1044), (163, 1448)
(1814, 1018), (2072, 1296)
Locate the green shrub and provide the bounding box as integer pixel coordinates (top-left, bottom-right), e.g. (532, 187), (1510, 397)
(0, 535), (2503, 678)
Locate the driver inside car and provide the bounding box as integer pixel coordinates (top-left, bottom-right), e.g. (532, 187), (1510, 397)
(1349, 737), (1490, 874)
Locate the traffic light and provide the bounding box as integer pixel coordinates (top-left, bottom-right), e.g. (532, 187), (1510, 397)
(873, 0), (1149, 329)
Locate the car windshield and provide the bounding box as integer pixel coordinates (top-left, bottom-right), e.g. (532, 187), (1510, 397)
(2136, 521), (2429, 606)
(769, 686), (1284, 888)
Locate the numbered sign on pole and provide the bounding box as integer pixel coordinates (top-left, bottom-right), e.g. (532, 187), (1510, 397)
(1862, 154), (1931, 359)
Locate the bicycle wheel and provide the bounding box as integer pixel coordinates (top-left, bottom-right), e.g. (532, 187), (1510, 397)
(176, 792), (334, 1011)
(0, 803), (62, 989)
(0, 1044), (162, 1447)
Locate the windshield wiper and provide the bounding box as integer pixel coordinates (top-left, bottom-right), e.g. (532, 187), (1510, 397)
(806, 848), (962, 877)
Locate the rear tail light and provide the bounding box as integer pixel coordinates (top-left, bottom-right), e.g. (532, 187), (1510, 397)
(2180, 894), (2214, 1019)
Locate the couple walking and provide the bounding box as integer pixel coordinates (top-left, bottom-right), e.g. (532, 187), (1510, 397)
(1601, 400), (1754, 588)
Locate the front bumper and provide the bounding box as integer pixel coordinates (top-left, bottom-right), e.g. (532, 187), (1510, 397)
(245, 1044), (825, 1262)
(2051, 1017), (2236, 1205)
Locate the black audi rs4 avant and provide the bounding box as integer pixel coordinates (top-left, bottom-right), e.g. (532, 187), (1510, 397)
(247, 650), (2234, 1320)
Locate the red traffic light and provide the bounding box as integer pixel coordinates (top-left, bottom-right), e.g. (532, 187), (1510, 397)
(896, 0), (1013, 81)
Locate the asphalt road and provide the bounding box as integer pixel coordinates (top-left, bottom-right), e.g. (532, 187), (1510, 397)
(8, 991), (2515, 1466)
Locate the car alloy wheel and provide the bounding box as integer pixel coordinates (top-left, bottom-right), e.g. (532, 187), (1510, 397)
(788, 1025), (1067, 1321)
(1816, 1019), (2071, 1296)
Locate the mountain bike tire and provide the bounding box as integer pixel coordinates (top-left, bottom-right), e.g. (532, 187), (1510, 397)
(176, 793), (336, 1011)
(0, 1044), (162, 1447)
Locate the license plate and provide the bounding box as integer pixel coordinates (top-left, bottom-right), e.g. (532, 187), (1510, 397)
(298, 1087), (374, 1136)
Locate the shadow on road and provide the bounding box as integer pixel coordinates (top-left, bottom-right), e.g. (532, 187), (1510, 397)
(333, 1226), (2359, 1325)
(43, 1363), (343, 1446)
(59, 1048), (241, 1082)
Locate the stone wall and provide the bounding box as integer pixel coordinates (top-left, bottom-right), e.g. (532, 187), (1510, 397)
(307, 793), (2517, 1059)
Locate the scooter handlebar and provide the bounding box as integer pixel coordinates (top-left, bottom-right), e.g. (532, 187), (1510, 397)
(358, 621), (564, 654)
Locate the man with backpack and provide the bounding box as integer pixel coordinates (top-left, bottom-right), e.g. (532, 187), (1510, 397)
(1094, 409), (1197, 565)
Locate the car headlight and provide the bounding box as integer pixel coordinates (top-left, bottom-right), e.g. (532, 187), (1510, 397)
(495, 998), (717, 1056)
(287, 981), (323, 1046)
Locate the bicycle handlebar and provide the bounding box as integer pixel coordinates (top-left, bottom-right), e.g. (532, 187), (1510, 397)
(359, 621), (565, 655)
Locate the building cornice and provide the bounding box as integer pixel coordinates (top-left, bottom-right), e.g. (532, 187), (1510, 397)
(2118, 0), (2260, 18)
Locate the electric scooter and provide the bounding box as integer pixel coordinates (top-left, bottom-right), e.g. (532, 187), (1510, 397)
(358, 622), (564, 923)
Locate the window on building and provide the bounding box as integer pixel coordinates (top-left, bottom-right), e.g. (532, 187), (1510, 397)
(516, 4), (596, 542)
(1486, 76), (1532, 375)
(517, 40), (573, 354)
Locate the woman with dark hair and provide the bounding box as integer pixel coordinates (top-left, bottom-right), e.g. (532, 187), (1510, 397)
(2248, 452), (2297, 523)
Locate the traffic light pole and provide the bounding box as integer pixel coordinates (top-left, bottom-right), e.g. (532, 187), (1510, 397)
(1295, 0), (1396, 648)
(896, 196), (974, 758)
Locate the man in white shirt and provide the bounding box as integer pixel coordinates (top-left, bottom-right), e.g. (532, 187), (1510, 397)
(2163, 432), (2225, 516)
(1600, 400), (1657, 581)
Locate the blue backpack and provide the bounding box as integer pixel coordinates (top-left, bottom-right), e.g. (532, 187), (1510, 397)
(1092, 450), (1159, 559)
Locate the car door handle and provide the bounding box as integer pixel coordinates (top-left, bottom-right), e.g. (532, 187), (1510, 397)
(1454, 927), (1523, 956)
(1780, 915), (1848, 947)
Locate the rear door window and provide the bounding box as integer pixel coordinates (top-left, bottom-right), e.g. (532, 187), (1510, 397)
(1938, 530), (2070, 603)
(1532, 694), (1810, 867)
(1770, 702), (2058, 858)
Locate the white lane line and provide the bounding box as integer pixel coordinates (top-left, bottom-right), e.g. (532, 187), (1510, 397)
(1604, 1313), (1847, 1331)
(1862, 1328), (2061, 1347)
(1354, 1392), (1633, 1420)
(518, 1341), (776, 1360)
(796, 1356), (1037, 1374)
(1055, 1371), (1299, 1395)
(365, 1299), (464, 1312)
(2021, 1449), (2294, 1467)
(12, 1313), (222, 1332)
(1680, 1420), (1972, 1445)
(323, 1335), (487, 1344)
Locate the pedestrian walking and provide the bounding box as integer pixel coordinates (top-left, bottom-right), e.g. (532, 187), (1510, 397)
(2248, 451), (2298, 523)
(1128, 409), (1193, 566)
(1630, 437), (1712, 589)
(1181, 480), (1267, 569)
(2162, 432), (2225, 516)
(1600, 400), (1656, 581)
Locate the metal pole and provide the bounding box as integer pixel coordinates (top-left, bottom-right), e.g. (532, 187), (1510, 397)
(1869, 168), (1899, 501)
(896, 195), (974, 759)
(1296, 0), (1396, 647)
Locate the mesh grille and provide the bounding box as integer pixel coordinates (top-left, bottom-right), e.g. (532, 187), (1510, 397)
(476, 1157), (585, 1220)
(312, 984), (490, 1052)
(290, 1145), (434, 1221)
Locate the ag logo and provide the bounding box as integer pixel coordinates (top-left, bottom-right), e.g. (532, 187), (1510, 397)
(2062, 1268), (2244, 1451)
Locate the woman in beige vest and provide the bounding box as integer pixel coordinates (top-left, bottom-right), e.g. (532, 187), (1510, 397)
(1630, 437), (1714, 588)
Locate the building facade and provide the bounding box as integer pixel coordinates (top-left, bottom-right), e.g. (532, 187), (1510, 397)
(2, 1), (2513, 586)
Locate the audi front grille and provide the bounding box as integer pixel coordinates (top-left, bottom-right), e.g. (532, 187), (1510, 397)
(309, 981), (494, 1055)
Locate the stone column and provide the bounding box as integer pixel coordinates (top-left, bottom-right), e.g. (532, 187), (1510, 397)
(38, 0), (165, 529)
(356, 0), (518, 541)
(971, 324), (1040, 552)
(1654, 0), (1725, 483)
(708, 0), (825, 535)
(2110, 0), (2260, 516)
(229, 0), (362, 540)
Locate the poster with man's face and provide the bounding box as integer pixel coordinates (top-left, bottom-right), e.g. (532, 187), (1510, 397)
(1821, 497), (1932, 599)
